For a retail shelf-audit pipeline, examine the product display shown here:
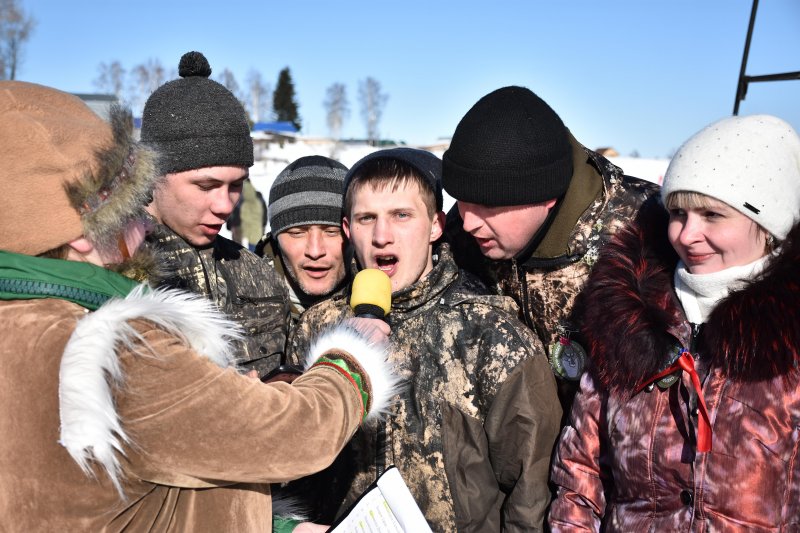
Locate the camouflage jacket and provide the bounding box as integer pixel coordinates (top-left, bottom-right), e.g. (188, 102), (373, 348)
(286, 244), (561, 532)
(145, 223), (290, 377)
(446, 145), (659, 367)
(255, 232), (306, 326)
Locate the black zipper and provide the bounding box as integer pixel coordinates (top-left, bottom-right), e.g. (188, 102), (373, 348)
(513, 259), (553, 344)
(687, 322), (703, 431)
(689, 323), (702, 353)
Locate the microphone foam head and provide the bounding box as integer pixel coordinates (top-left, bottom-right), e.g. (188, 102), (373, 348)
(350, 268), (392, 318)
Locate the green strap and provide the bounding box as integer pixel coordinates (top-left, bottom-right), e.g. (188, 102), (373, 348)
(0, 250), (139, 310)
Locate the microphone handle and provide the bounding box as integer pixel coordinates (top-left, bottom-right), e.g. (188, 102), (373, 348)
(355, 312), (383, 320)
(351, 299), (389, 479)
(356, 310), (388, 479)
(376, 421), (387, 479)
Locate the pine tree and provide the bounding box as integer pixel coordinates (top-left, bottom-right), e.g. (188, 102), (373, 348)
(272, 67), (301, 131)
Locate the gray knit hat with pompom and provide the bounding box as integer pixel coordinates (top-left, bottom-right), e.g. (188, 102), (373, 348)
(141, 51), (253, 175)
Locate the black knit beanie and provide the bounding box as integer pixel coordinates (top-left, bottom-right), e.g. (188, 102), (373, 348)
(268, 156), (348, 235)
(344, 147), (443, 211)
(141, 51), (254, 175)
(442, 86), (573, 206)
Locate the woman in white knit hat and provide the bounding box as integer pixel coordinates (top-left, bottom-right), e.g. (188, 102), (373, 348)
(548, 115), (800, 531)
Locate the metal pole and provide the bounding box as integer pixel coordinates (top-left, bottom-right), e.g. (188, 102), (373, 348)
(733, 0), (760, 115)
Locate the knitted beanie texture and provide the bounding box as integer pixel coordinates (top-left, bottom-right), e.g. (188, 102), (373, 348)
(141, 51), (253, 175)
(662, 114), (800, 240)
(442, 86), (573, 206)
(268, 156), (348, 235)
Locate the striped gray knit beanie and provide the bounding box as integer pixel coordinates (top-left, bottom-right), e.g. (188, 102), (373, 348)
(268, 156), (348, 235)
(141, 51), (253, 175)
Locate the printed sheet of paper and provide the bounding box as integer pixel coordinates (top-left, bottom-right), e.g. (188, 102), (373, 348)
(331, 487), (404, 532)
(328, 467), (432, 533)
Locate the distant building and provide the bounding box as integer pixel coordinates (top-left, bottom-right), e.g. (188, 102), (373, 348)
(595, 147), (620, 157)
(252, 121), (299, 135)
(251, 121), (299, 156)
(419, 141), (451, 152)
(73, 93), (118, 122)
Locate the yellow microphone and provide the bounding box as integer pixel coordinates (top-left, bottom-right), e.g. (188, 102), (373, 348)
(350, 269), (392, 319)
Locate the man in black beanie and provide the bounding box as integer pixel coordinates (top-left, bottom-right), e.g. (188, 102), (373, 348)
(442, 86), (658, 411)
(142, 51), (289, 378)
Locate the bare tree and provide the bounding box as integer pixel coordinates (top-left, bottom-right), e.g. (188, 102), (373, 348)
(246, 69), (270, 123)
(129, 58), (166, 114)
(0, 0), (36, 80)
(358, 77), (388, 146)
(217, 68), (243, 101)
(324, 82), (349, 141)
(93, 60), (126, 100)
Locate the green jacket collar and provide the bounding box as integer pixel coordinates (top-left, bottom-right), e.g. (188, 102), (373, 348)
(0, 250), (139, 310)
(527, 132), (604, 260)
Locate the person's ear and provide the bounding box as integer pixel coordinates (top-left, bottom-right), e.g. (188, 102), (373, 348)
(430, 211), (445, 243)
(67, 237), (94, 255)
(342, 216), (351, 240)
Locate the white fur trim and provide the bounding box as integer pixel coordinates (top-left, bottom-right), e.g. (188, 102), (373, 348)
(271, 491), (309, 523)
(306, 325), (401, 422)
(58, 284), (243, 495)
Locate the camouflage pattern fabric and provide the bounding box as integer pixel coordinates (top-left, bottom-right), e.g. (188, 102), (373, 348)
(256, 232), (306, 326)
(145, 223), (290, 377)
(286, 244), (561, 532)
(447, 147), (658, 356)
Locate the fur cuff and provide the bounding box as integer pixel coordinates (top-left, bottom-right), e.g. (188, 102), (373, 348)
(272, 491), (309, 528)
(59, 284), (242, 495)
(305, 325), (400, 422)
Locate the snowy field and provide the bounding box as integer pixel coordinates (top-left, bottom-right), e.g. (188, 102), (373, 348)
(224, 138), (668, 239)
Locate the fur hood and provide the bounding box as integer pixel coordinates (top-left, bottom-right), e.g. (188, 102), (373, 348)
(578, 199), (800, 396)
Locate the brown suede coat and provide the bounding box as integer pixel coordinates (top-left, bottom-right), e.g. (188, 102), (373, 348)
(0, 297), (367, 532)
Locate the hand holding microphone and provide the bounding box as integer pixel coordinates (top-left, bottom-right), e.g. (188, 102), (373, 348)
(348, 269), (393, 479)
(345, 269), (392, 345)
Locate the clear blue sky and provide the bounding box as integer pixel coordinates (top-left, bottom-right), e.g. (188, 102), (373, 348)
(18, 0), (800, 158)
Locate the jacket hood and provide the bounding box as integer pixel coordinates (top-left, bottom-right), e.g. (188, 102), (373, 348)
(578, 199), (800, 395)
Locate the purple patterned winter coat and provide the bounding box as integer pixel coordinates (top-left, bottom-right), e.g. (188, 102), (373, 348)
(549, 203), (800, 532)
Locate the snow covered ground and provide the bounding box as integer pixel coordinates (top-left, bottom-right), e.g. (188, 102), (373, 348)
(227, 137), (668, 239)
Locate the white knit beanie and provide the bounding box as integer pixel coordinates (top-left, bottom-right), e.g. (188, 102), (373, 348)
(661, 114), (800, 240)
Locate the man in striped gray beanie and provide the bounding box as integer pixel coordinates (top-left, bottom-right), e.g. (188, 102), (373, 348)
(256, 155), (349, 322)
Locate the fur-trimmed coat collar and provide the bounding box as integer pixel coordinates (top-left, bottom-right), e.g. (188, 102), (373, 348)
(59, 285), (243, 494)
(578, 199), (800, 396)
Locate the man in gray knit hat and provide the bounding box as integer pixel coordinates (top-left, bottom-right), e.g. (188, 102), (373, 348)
(142, 51), (289, 378)
(256, 155), (349, 325)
